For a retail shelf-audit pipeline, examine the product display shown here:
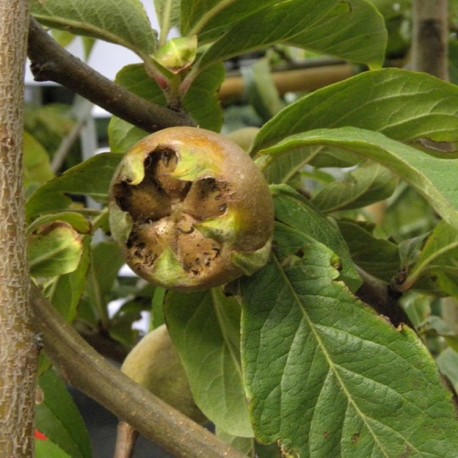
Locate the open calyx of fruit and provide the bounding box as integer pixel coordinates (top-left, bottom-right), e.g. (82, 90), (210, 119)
(109, 127), (274, 292)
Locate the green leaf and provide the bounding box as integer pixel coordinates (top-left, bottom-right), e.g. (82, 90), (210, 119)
(272, 184), (361, 291)
(182, 62), (225, 131)
(197, 0), (340, 69)
(240, 227), (458, 456)
(23, 132), (54, 191)
(86, 241), (125, 324)
(338, 220), (400, 282)
(35, 439), (70, 458)
(287, 0), (387, 68)
(47, 237), (91, 322)
(31, 0), (156, 56)
(312, 162), (398, 213)
(261, 127), (458, 229)
(154, 0), (181, 44)
(26, 153), (123, 220)
(165, 289), (253, 437)
(253, 68), (458, 156)
(180, 0), (283, 42)
(404, 222), (458, 293)
(195, 0), (385, 71)
(29, 223), (85, 278)
(108, 64), (166, 153)
(28, 212), (92, 236)
(36, 370), (92, 458)
(108, 62), (225, 142)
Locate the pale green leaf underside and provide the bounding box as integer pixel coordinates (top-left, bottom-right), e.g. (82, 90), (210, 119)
(31, 0), (156, 56)
(241, 233), (458, 456)
(312, 162), (397, 213)
(165, 290), (253, 437)
(197, 0), (385, 70)
(253, 68), (458, 152)
(261, 127), (458, 229)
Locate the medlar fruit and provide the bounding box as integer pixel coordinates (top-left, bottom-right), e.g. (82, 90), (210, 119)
(120, 324), (205, 423)
(109, 127), (274, 291)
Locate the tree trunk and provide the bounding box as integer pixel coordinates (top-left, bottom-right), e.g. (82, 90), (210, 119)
(411, 0), (449, 80)
(0, 1), (38, 456)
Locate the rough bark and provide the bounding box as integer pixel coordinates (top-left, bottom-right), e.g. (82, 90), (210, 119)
(0, 0), (38, 456)
(411, 0), (449, 80)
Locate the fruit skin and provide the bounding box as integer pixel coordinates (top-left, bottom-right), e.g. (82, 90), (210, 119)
(109, 126), (274, 292)
(121, 324), (206, 424)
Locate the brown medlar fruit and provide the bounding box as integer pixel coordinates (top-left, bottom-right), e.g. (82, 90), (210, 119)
(109, 127), (274, 291)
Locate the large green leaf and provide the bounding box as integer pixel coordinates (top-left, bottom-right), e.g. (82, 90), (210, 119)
(253, 68), (458, 154)
(272, 184), (361, 291)
(197, 0), (339, 69)
(260, 127), (458, 229)
(31, 0), (156, 56)
(197, 0), (385, 71)
(36, 370), (92, 458)
(165, 289), (253, 437)
(180, 0), (283, 42)
(311, 162), (398, 213)
(287, 0), (386, 68)
(26, 153), (123, 220)
(240, 226), (458, 456)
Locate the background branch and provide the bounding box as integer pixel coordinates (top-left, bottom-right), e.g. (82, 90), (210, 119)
(31, 284), (246, 458)
(27, 18), (195, 132)
(411, 0), (449, 79)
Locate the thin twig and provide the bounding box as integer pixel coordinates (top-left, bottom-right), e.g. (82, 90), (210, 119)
(27, 18), (195, 132)
(31, 284), (246, 458)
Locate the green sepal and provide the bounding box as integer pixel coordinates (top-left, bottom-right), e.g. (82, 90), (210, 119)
(108, 204), (133, 244)
(153, 246), (191, 287)
(172, 146), (222, 181)
(232, 240), (272, 276)
(195, 209), (241, 244)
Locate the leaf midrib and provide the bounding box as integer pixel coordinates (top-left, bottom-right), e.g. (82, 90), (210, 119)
(273, 254), (421, 456)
